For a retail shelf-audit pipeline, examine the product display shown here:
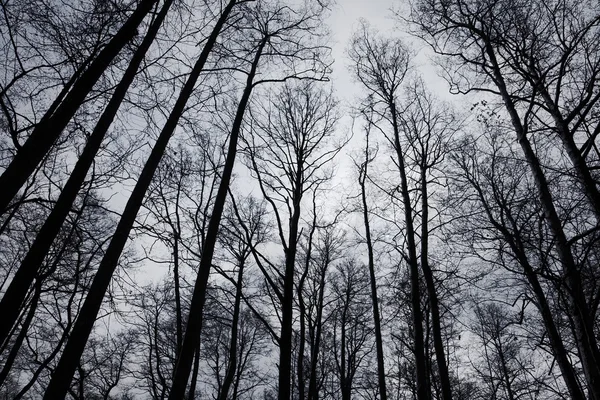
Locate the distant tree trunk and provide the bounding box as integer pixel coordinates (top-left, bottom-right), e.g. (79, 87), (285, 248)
(278, 159), (304, 400)
(0, 0), (157, 214)
(168, 32), (268, 400)
(0, 0), (172, 348)
(358, 132), (388, 400)
(41, 2), (233, 397)
(187, 345), (201, 400)
(419, 164), (452, 400)
(218, 252), (248, 400)
(390, 99), (430, 400)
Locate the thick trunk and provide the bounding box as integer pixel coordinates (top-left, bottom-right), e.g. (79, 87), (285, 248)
(485, 42), (600, 400)
(359, 146), (388, 400)
(536, 86), (600, 220)
(0, 0), (157, 213)
(0, 0), (172, 348)
(42, 2), (233, 397)
(168, 29), (266, 400)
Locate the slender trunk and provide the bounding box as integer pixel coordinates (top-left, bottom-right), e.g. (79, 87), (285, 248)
(419, 166), (452, 400)
(278, 162), (305, 400)
(218, 254), (247, 400)
(168, 31), (267, 400)
(307, 266), (326, 400)
(0, 0), (157, 213)
(42, 3), (232, 397)
(0, 0), (172, 347)
(485, 42), (600, 400)
(299, 216), (318, 400)
(174, 234), (183, 355)
(358, 140), (388, 400)
(186, 344), (201, 400)
(0, 283), (40, 387)
(390, 100), (429, 400)
(297, 271), (308, 400)
(497, 341), (516, 400)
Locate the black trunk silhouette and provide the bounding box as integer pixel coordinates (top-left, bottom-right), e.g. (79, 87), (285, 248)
(0, 0), (172, 348)
(41, 1), (234, 396)
(168, 30), (267, 400)
(0, 0), (157, 214)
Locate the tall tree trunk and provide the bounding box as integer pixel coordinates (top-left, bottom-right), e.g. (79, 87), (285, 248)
(168, 31), (267, 400)
(0, 0), (157, 214)
(484, 42), (600, 400)
(358, 135), (388, 400)
(468, 173), (587, 400)
(41, 2), (234, 397)
(0, 0), (172, 348)
(278, 159), (305, 400)
(390, 100), (430, 400)
(419, 165), (452, 400)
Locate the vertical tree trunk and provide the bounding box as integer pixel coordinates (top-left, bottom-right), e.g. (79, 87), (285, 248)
(278, 159), (305, 400)
(41, 2), (235, 397)
(390, 100), (430, 400)
(0, 0), (172, 348)
(358, 135), (388, 400)
(168, 32), (268, 400)
(419, 165), (452, 400)
(0, 0), (157, 213)
(218, 252), (247, 400)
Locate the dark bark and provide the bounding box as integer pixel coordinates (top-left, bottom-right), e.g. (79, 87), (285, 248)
(358, 133), (388, 400)
(41, 1), (233, 396)
(168, 31), (267, 400)
(0, 282), (40, 387)
(278, 146), (305, 400)
(464, 165), (586, 400)
(484, 41), (600, 400)
(0, 0), (157, 214)
(0, 0), (172, 348)
(390, 99), (430, 400)
(419, 166), (452, 400)
(217, 253), (247, 400)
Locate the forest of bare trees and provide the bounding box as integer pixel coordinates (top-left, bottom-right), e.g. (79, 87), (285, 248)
(1, 0), (599, 399)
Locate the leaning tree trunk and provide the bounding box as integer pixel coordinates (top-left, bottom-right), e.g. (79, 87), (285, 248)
(0, 0), (157, 214)
(484, 42), (600, 400)
(168, 32), (268, 400)
(469, 172), (587, 400)
(41, 2), (236, 397)
(0, 0), (172, 348)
